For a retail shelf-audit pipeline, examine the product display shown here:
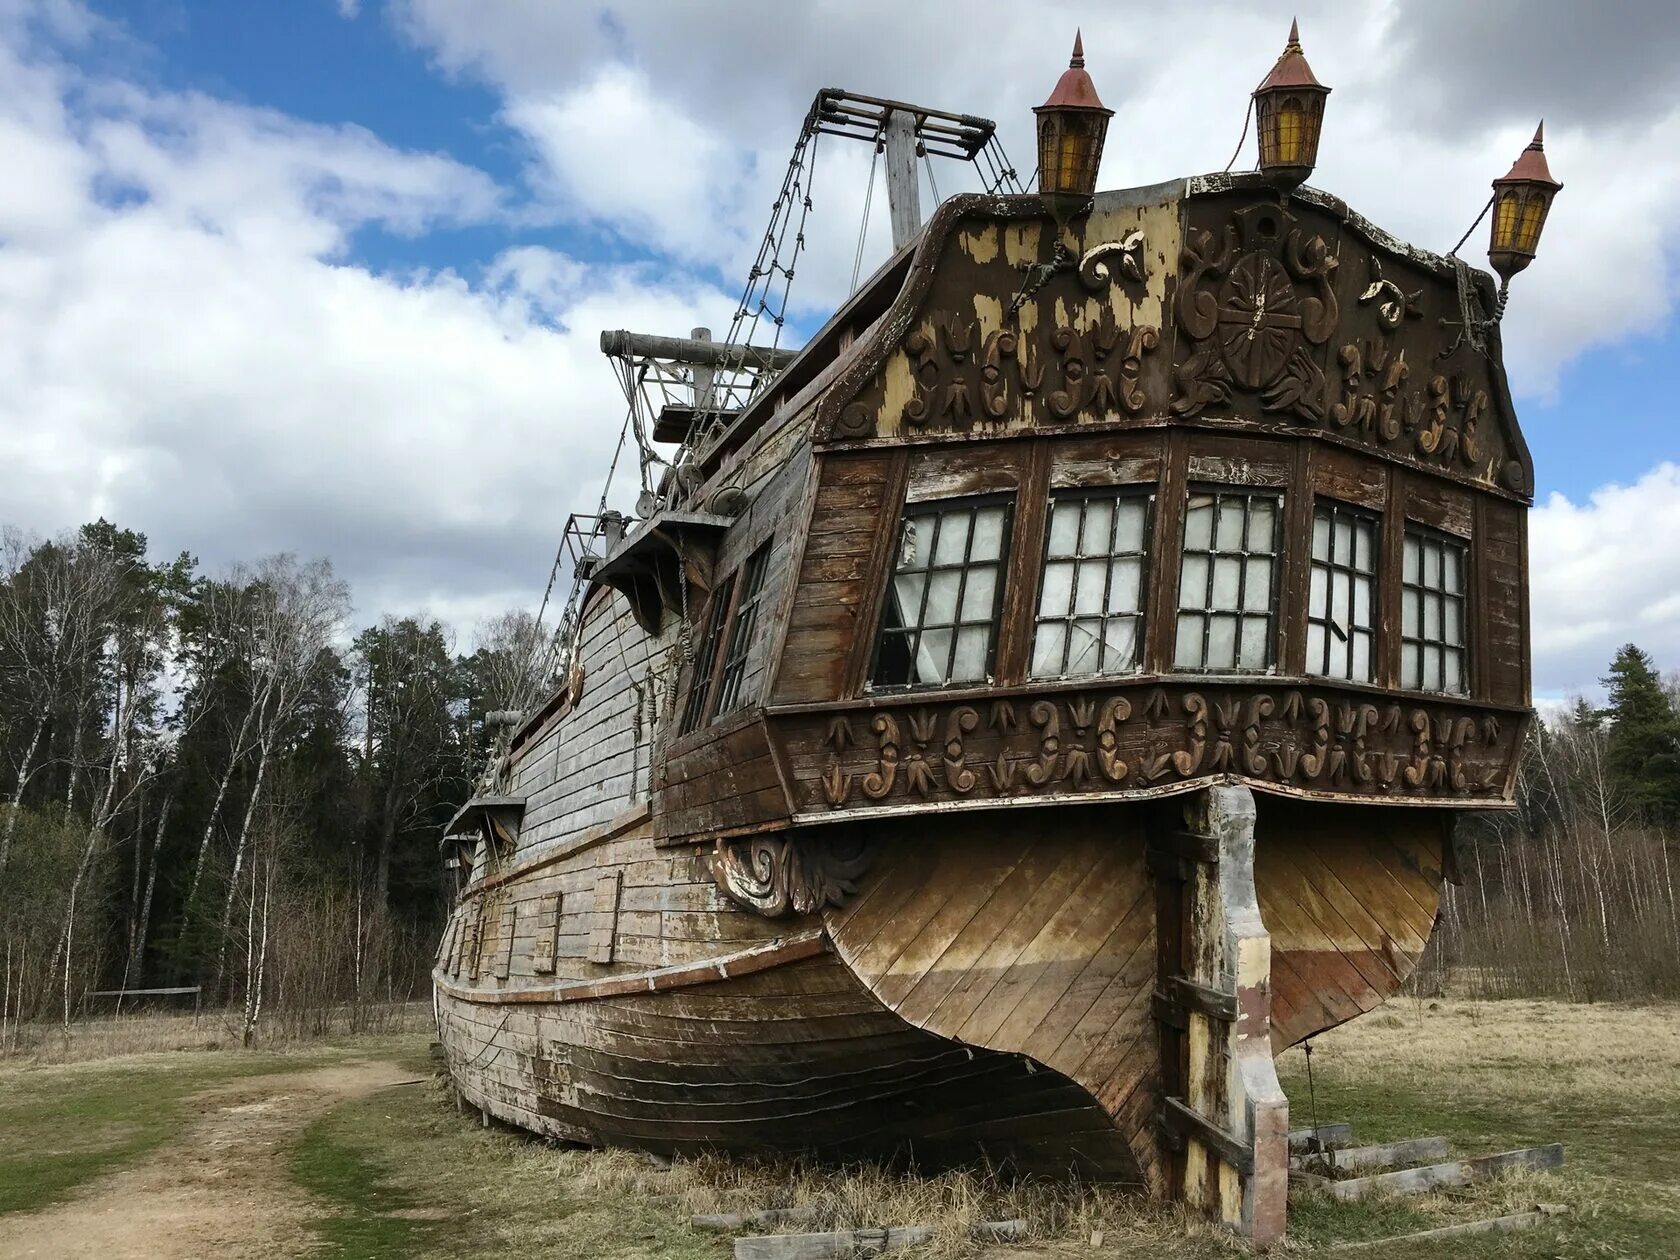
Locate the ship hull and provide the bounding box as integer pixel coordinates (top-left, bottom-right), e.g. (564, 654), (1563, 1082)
(434, 795), (1441, 1182)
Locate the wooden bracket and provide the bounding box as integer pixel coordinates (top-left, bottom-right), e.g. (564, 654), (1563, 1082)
(1161, 1096), (1255, 1173)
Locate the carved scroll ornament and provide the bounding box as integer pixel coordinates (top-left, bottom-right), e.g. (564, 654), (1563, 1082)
(710, 832), (872, 918)
(800, 685), (1516, 811)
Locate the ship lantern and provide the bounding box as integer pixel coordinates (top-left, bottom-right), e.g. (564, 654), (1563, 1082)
(1252, 19), (1329, 194)
(1488, 122), (1562, 285)
(1034, 30), (1113, 201)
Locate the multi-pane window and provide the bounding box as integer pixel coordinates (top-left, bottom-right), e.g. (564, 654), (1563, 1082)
(713, 544), (771, 716)
(1173, 490), (1280, 672)
(1402, 528), (1468, 694)
(1306, 503), (1378, 683)
(680, 576), (734, 733)
(872, 497), (1011, 688)
(1031, 491), (1153, 679)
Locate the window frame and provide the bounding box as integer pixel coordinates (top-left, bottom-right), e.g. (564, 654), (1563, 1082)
(868, 492), (1015, 692)
(1400, 521), (1471, 696)
(1305, 499), (1381, 684)
(1172, 485), (1284, 675)
(680, 571), (738, 734)
(1029, 486), (1155, 681)
(712, 543), (773, 717)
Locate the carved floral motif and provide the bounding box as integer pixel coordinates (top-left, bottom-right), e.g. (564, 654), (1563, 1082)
(710, 833), (873, 918)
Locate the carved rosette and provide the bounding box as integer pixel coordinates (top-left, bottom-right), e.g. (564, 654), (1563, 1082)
(710, 832), (873, 918)
(797, 687), (1518, 813)
(1172, 203), (1338, 424)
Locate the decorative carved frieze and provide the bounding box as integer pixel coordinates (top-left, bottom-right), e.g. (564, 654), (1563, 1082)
(710, 832), (872, 918)
(778, 684), (1520, 814)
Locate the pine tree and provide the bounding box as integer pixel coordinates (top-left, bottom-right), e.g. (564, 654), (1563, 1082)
(1600, 643), (1680, 825)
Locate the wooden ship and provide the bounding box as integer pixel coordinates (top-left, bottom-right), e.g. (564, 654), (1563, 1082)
(435, 27), (1560, 1243)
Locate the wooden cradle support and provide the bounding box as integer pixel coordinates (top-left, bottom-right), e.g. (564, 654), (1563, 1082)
(1156, 783), (1288, 1245)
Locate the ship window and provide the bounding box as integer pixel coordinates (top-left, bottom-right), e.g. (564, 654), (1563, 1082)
(872, 496), (1012, 688)
(680, 575), (734, 733)
(1173, 489), (1280, 672)
(1030, 490), (1153, 679)
(1306, 503), (1379, 683)
(713, 543), (772, 716)
(1402, 528), (1468, 694)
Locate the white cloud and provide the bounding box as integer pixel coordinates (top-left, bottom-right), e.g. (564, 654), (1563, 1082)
(1530, 464), (1680, 695)
(395, 0), (1680, 396)
(0, 12), (733, 639)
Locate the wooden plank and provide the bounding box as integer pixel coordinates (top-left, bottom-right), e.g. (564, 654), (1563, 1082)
(1331, 1206), (1565, 1250)
(495, 903), (516, 979)
(1292, 1135), (1449, 1172)
(589, 870), (623, 965)
(1287, 1122), (1353, 1153)
(1324, 1144), (1564, 1202)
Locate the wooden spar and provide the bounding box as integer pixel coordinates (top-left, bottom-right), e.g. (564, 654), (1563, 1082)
(883, 108), (922, 250)
(598, 329), (800, 371)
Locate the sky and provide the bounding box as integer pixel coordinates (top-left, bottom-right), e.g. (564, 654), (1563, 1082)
(0, 0), (1676, 702)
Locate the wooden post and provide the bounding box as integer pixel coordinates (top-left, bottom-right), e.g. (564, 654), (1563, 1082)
(690, 327), (715, 413)
(1158, 784), (1289, 1245)
(883, 108), (922, 250)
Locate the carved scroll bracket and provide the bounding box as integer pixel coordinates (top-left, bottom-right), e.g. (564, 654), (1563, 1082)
(710, 833), (873, 918)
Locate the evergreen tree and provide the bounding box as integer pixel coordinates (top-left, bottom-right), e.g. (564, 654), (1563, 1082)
(1601, 643), (1680, 825)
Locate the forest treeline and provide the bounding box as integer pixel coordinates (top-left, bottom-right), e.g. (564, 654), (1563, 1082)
(0, 520), (550, 1042)
(1426, 642), (1680, 1000)
(1, 521), (1677, 1045)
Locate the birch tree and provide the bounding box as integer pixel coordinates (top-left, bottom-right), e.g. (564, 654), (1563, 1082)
(211, 556), (348, 992)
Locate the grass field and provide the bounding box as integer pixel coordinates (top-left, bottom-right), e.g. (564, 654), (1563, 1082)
(1, 998), (1676, 1257)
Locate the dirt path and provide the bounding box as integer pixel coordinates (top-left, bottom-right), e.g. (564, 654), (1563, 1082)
(0, 1057), (421, 1260)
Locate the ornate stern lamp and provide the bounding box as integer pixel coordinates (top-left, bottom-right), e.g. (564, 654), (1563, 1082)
(1252, 19), (1329, 196)
(1034, 31), (1113, 211)
(1488, 122), (1562, 304)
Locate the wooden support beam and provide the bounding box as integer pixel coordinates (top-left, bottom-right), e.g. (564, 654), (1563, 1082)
(1158, 784), (1289, 1244)
(1331, 1205), (1567, 1250)
(1162, 1096), (1255, 1173)
(1323, 1144), (1564, 1202)
(1292, 1136), (1450, 1173)
(1288, 1122), (1353, 1154)
(1171, 976), (1239, 1022)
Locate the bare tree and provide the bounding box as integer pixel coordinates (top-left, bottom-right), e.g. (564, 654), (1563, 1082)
(0, 530), (131, 874)
(212, 556), (348, 992)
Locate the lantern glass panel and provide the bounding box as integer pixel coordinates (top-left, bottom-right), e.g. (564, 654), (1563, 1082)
(1492, 192), (1521, 251)
(1516, 195), (1549, 252)
(1275, 97), (1306, 165)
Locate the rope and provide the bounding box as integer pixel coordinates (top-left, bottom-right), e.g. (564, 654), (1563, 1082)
(850, 141), (881, 294)
(1223, 97), (1254, 174)
(922, 148), (941, 206)
(1303, 1036), (1333, 1169)
(1449, 193), (1495, 258)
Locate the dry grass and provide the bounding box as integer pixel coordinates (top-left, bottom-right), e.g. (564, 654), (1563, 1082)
(548, 1146), (1249, 1258)
(1, 1001), (429, 1066)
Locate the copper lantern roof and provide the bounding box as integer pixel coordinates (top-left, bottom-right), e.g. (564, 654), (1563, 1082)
(1038, 30), (1109, 113)
(1255, 19), (1325, 93)
(1499, 122), (1562, 189)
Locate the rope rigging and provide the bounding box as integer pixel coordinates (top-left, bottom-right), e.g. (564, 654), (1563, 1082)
(530, 89), (1025, 707)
